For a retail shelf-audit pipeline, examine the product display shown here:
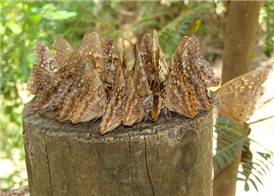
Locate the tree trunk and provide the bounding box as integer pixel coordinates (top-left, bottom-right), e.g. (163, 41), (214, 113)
(213, 1), (262, 196)
(23, 99), (213, 196)
(221, 1), (262, 84)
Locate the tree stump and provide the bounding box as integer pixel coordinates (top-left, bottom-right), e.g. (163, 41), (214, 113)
(22, 99), (213, 196)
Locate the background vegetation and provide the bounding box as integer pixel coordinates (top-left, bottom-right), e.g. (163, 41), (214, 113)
(1, 0), (273, 194)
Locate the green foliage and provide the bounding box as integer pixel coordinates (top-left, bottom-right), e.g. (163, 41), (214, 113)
(213, 117), (274, 192)
(258, 1), (274, 58)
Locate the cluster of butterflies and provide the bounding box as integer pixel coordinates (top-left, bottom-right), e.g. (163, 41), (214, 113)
(27, 29), (268, 135)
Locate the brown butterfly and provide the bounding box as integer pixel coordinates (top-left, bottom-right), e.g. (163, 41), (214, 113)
(31, 42), (76, 112)
(100, 66), (126, 135)
(175, 35), (220, 87)
(122, 72), (145, 126)
(55, 37), (76, 66)
(132, 44), (152, 103)
(212, 69), (268, 123)
(175, 38), (212, 111)
(56, 54), (91, 122)
(78, 31), (105, 81)
(27, 41), (60, 95)
(165, 47), (198, 118)
(70, 69), (107, 124)
(151, 45), (162, 122)
(139, 33), (153, 82)
(103, 35), (122, 85)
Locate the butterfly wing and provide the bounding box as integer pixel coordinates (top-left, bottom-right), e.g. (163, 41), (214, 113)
(132, 44), (152, 102)
(122, 73), (145, 126)
(103, 35), (122, 85)
(78, 31), (105, 81)
(215, 69), (268, 96)
(56, 57), (92, 122)
(151, 45), (162, 121)
(178, 43), (212, 111)
(55, 38), (76, 66)
(214, 68), (268, 123)
(196, 54), (220, 87)
(139, 33), (153, 82)
(100, 66), (126, 135)
(32, 71), (63, 112)
(70, 71), (107, 124)
(215, 91), (256, 123)
(27, 64), (46, 95)
(35, 41), (59, 72)
(165, 51), (197, 118)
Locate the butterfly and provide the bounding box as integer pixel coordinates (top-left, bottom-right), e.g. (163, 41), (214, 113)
(139, 33), (154, 82)
(151, 44), (162, 122)
(175, 38), (212, 111)
(100, 66), (126, 135)
(122, 72), (145, 126)
(31, 42), (77, 112)
(70, 69), (107, 124)
(27, 41), (60, 95)
(103, 35), (122, 85)
(212, 68), (268, 123)
(55, 37), (76, 66)
(132, 44), (152, 103)
(78, 31), (105, 82)
(175, 35), (220, 87)
(56, 54), (93, 122)
(165, 46), (198, 118)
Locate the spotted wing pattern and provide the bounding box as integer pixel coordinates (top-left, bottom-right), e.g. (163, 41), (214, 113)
(56, 55), (91, 122)
(151, 46), (162, 121)
(100, 66), (126, 135)
(122, 73), (145, 126)
(165, 50), (198, 118)
(103, 35), (122, 85)
(213, 69), (268, 123)
(176, 41), (212, 111)
(139, 33), (153, 82)
(55, 37), (76, 66)
(78, 31), (105, 81)
(27, 42), (60, 95)
(132, 44), (152, 103)
(70, 70), (107, 124)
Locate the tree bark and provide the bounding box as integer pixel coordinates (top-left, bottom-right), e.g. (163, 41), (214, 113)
(213, 1), (262, 196)
(221, 1), (262, 84)
(23, 99), (213, 196)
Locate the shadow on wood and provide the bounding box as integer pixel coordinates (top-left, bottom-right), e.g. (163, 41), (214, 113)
(22, 99), (213, 196)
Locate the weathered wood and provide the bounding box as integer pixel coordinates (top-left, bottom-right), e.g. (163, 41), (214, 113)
(23, 99), (213, 196)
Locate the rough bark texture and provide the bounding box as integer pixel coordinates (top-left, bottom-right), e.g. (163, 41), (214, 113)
(23, 99), (213, 196)
(214, 1), (262, 196)
(221, 1), (262, 84)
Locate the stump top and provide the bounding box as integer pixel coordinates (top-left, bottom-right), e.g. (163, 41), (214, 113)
(23, 99), (211, 140)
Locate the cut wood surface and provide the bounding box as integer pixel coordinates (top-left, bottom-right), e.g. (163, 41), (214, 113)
(23, 99), (213, 196)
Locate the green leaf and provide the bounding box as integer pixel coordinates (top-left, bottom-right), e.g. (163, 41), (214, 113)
(234, 177), (246, 182)
(213, 159), (217, 170)
(214, 154), (224, 167)
(244, 181), (250, 192)
(220, 151), (231, 164)
(253, 174), (264, 187)
(249, 178), (259, 192)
